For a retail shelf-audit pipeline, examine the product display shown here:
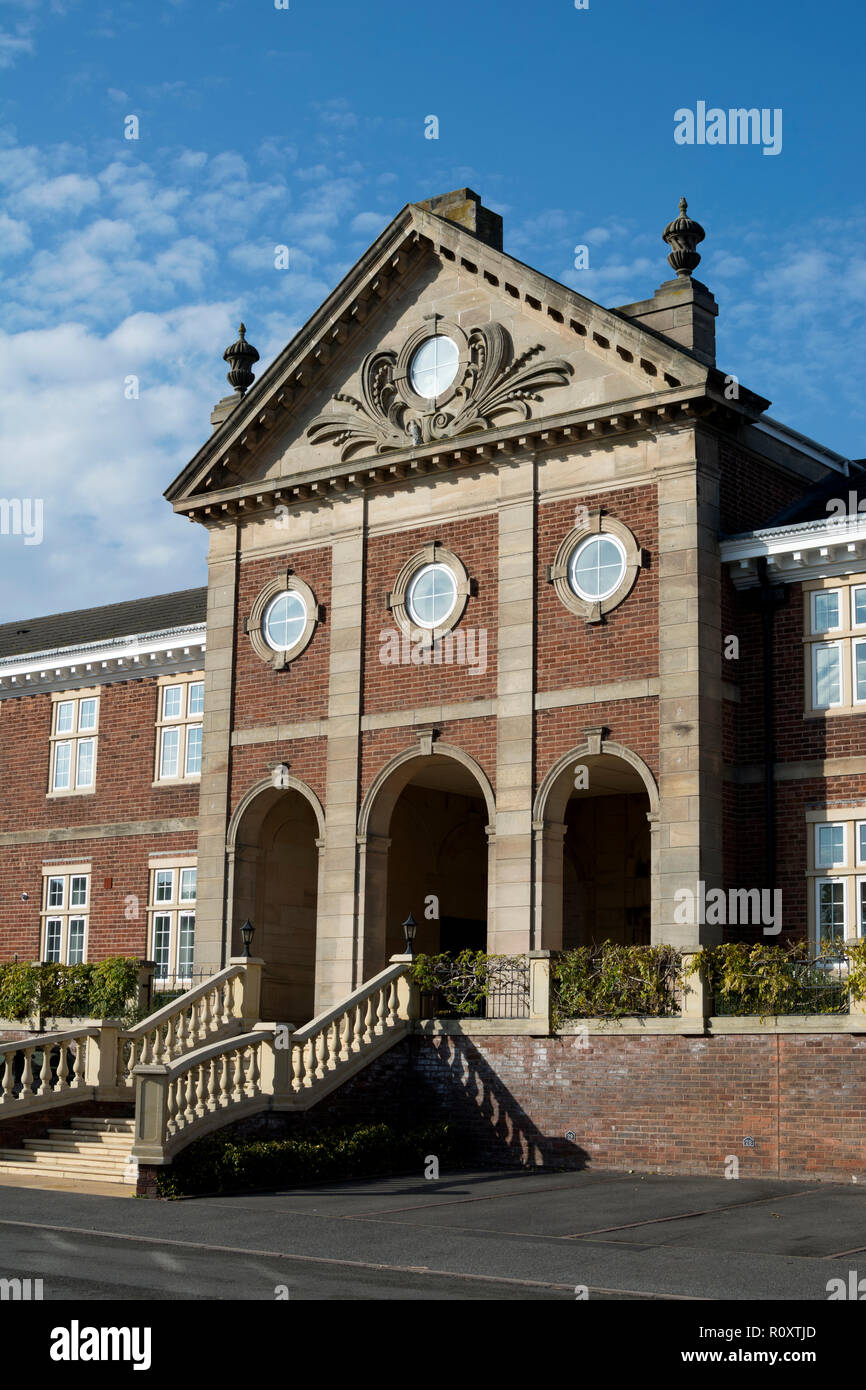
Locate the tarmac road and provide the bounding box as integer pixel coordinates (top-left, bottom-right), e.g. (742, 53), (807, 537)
(1, 1167), (864, 1300)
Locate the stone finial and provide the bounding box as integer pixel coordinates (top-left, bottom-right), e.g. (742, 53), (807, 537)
(223, 322), (260, 396)
(662, 197), (706, 278)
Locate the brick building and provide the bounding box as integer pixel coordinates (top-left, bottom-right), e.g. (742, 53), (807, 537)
(1, 188), (861, 1024)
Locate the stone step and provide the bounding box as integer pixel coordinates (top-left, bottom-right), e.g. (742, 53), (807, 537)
(0, 1160), (133, 1187)
(0, 1148), (132, 1173)
(46, 1128), (133, 1146)
(25, 1137), (133, 1156)
(72, 1117), (135, 1132)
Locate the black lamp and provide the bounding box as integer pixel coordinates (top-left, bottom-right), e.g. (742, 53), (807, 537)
(240, 920), (255, 957)
(402, 913), (417, 955)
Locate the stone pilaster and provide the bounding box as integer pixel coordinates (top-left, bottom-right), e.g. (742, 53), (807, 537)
(654, 427), (724, 949)
(490, 453), (536, 954)
(194, 523), (239, 976)
(314, 497), (366, 1012)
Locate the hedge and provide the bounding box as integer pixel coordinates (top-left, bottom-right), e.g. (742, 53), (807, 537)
(155, 1120), (467, 1198)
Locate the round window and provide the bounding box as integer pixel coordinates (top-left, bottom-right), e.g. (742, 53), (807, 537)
(263, 590), (308, 651)
(408, 335), (459, 399)
(568, 535), (627, 601)
(406, 563), (458, 629)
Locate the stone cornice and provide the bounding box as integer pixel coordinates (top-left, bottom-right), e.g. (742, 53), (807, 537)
(175, 383), (756, 527)
(0, 624), (207, 696)
(721, 514), (866, 589)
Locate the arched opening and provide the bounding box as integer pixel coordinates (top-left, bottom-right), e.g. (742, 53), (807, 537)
(229, 781), (322, 1024)
(563, 757), (651, 946)
(534, 742), (659, 949)
(359, 746), (494, 974)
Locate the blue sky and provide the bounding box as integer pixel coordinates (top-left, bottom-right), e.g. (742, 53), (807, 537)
(0, 0), (864, 619)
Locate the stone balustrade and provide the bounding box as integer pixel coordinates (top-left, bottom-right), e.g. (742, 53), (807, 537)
(0, 1027), (99, 1113)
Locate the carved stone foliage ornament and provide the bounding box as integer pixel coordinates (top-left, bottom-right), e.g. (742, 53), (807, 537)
(307, 318), (573, 460)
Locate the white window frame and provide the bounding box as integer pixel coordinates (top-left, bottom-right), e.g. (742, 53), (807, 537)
(815, 877), (848, 945)
(147, 859), (197, 983)
(40, 865), (90, 963)
(48, 691), (99, 796)
(811, 588), (842, 634)
(154, 673), (204, 785)
(811, 641), (844, 710)
(816, 822), (846, 869)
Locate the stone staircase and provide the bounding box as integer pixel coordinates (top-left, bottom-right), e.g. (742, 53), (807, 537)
(0, 1116), (137, 1194)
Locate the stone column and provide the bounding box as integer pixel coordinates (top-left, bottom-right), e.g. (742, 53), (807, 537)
(314, 497), (366, 1012)
(490, 453), (536, 954)
(533, 820), (567, 949)
(194, 523), (239, 977)
(654, 427), (724, 949)
(357, 832), (391, 975)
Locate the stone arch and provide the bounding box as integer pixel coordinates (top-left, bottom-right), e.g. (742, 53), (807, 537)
(533, 735), (660, 949)
(357, 734), (496, 974)
(226, 773), (326, 1023)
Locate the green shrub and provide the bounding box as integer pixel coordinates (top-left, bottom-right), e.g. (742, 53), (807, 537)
(410, 950), (527, 1016)
(0, 957), (140, 1022)
(691, 940), (854, 1017)
(550, 944), (681, 1029)
(155, 1120), (466, 1198)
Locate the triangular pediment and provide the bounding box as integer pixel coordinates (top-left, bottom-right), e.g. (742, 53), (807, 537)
(166, 203), (716, 512)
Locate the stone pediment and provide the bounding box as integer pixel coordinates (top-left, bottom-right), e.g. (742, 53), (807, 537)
(166, 202), (717, 516)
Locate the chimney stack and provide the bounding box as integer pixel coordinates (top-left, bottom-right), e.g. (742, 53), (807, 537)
(414, 188), (503, 251)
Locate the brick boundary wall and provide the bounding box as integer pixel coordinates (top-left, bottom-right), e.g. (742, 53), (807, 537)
(140, 1032), (866, 1189)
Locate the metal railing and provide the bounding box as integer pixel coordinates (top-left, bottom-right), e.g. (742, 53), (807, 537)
(711, 954), (851, 1016)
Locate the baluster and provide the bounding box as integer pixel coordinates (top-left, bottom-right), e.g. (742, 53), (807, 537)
(230, 1049), (242, 1102)
(388, 979), (399, 1025)
(219, 1052), (231, 1108)
(183, 1068), (195, 1124)
(167, 1076), (179, 1135)
(363, 997), (375, 1046)
(317, 1027), (329, 1079)
(164, 1015), (176, 1060)
(20, 1049), (34, 1100)
(375, 985), (388, 1035)
(71, 1037), (86, 1089)
(36, 1044), (53, 1097)
(206, 1057), (217, 1111)
(140, 1029), (153, 1067)
(194, 1062), (207, 1117)
(291, 1040), (305, 1093)
(202, 991), (214, 1037)
(0, 1052), (12, 1103)
(244, 1044), (257, 1098)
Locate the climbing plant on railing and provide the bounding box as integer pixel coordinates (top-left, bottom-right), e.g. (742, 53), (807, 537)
(410, 951), (529, 1016)
(0, 957), (141, 1023)
(688, 940), (862, 1017)
(550, 944), (681, 1029)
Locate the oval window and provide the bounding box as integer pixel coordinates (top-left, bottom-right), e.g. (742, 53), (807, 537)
(406, 563), (458, 629)
(409, 336), (460, 399)
(568, 535), (627, 602)
(263, 590), (308, 651)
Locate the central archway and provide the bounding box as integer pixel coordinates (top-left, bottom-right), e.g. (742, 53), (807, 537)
(227, 776), (324, 1024)
(358, 741), (495, 976)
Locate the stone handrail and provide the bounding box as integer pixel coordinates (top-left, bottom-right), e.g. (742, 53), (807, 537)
(115, 958), (263, 1088)
(0, 1027), (99, 1114)
(131, 958), (417, 1164)
(278, 958), (414, 1101)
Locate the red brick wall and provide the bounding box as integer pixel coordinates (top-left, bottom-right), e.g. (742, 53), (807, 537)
(535, 697), (659, 791)
(719, 441), (809, 534)
(233, 547), (331, 728)
(229, 738), (327, 819)
(0, 680), (198, 833)
(0, 830), (196, 962)
(256, 1031), (866, 1183)
(536, 485), (658, 693)
(362, 516), (498, 714)
(360, 718), (497, 801)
